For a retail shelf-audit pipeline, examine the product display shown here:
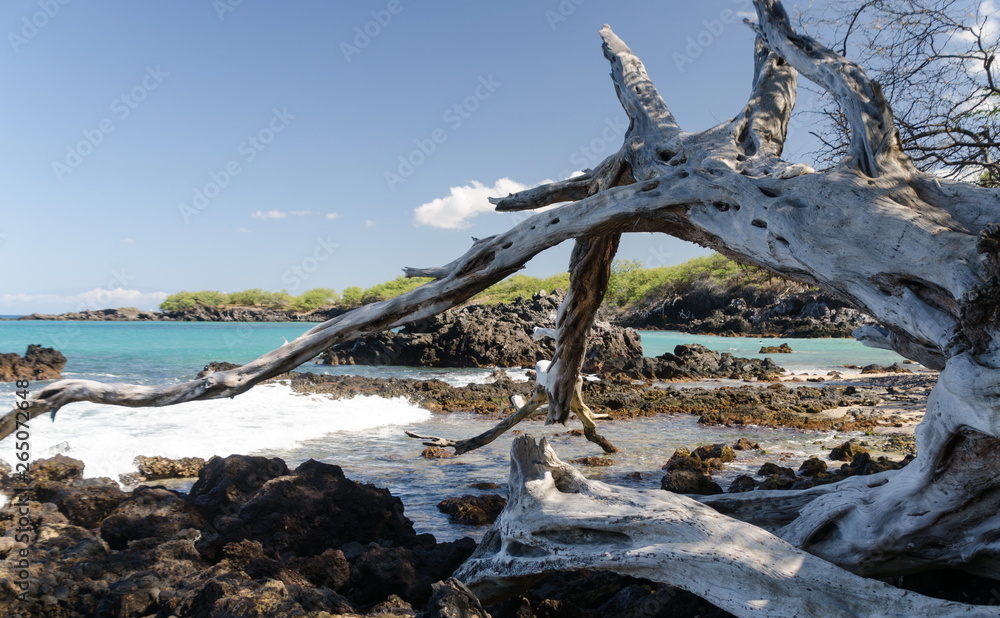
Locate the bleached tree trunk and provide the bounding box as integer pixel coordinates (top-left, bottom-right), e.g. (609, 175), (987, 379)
(455, 436), (999, 616)
(5, 0), (1000, 609)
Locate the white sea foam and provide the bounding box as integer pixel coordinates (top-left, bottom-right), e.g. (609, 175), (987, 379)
(0, 383), (431, 484)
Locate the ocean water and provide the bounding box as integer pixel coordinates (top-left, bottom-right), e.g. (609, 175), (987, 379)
(0, 320), (911, 539)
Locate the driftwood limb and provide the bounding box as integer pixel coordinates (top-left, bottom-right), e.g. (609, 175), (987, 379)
(456, 436), (997, 616)
(406, 385), (548, 456)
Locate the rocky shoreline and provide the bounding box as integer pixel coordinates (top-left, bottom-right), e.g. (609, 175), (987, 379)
(0, 359), (960, 615)
(6, 365), (996, 616)
(10, 305), (346, 323)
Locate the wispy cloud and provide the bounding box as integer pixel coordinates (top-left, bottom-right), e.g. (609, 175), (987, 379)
(326, 212), (341, 220)
(251, 209), (313, 220)
(120, 237), (135, 246)
(251, 209), (288, 220)
(364, 219), (376, 228)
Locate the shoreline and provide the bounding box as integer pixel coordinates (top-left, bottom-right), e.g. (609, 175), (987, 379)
(0, 369), (936, 615)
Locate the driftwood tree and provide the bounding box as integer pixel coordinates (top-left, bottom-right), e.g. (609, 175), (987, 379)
(6, 0), (1000, 613)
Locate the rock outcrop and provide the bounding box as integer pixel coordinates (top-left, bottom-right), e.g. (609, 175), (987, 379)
(320, 291), (643, 369)
(13, 306), (348, 323)
(598, 343), (784, 381)
(0, 454), (476, 617)
(0, 345), (66, 382)
(616, 283), (874, 337)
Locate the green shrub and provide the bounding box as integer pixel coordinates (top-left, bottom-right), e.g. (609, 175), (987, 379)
(340, 286), (364, 308)
(291, 288), (340, 312)
(159, 290), (227, 311)
(360, 276), (431, 304)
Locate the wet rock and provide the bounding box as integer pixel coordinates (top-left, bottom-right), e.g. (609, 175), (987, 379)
(207, 459), (419, 558)
(760, 343), (793, 354)
(0, 344), (66, 381)
(568, 456), (615, 467)
(662, 455), (711, 474)
(830, 441), (869, 462)
(759, 475), (797, 490)
(100, 486), (208, 550)
(437, 494), (506, 526)
(467, 482), (500, 490)
(798, 457), (828, 477)
(732, 437), (760, 451)
(728, 475), (757, 493)
(861, 362), (912, 374)
(348, 538), (476, 607)
(285, 547), (351, 591)
(27, 454), (84, 484)
(422, 446), (455, 459)
(134, 455), (207, 480)
(660, 470), (723, 495)
(188, 454), (290, 519)
(421, 578), (491, 618)
(692, 444), (736, 463)
(51, 477), (128, 529)
(757, 462), (796, 479)
(841, 452), (901, 477)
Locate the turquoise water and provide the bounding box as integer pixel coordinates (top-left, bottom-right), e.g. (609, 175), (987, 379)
(0, 321), (317, 384)
(640, 331), (910, 374)
(0, 320), (910, 385)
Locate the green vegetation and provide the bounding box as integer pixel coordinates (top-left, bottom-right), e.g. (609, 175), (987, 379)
(472, 273), (571, 305)
(606, 254), (773, 307)
(290, 288), (339, 312)
(157, 253), (780, 314)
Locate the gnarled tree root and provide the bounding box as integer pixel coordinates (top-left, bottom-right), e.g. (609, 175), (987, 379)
(456, 435), (999, 617)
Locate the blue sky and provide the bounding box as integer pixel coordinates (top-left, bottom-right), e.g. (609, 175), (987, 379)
(1, 0), (823, 314)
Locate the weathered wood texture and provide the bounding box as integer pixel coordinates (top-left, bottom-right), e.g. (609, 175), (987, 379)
(456, 436), (998, 616)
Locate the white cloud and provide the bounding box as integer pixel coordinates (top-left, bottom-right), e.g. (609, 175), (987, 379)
(235, 227), (251, 233)
(289, 210), (312, 216)
(364, 219), (376, 228)
(251, 209), (288, 220)
(326, 212), (341, 220)
(412, 178), (539, 229)
(1, 288), (169, 315)
(121, 238), (135, 246)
